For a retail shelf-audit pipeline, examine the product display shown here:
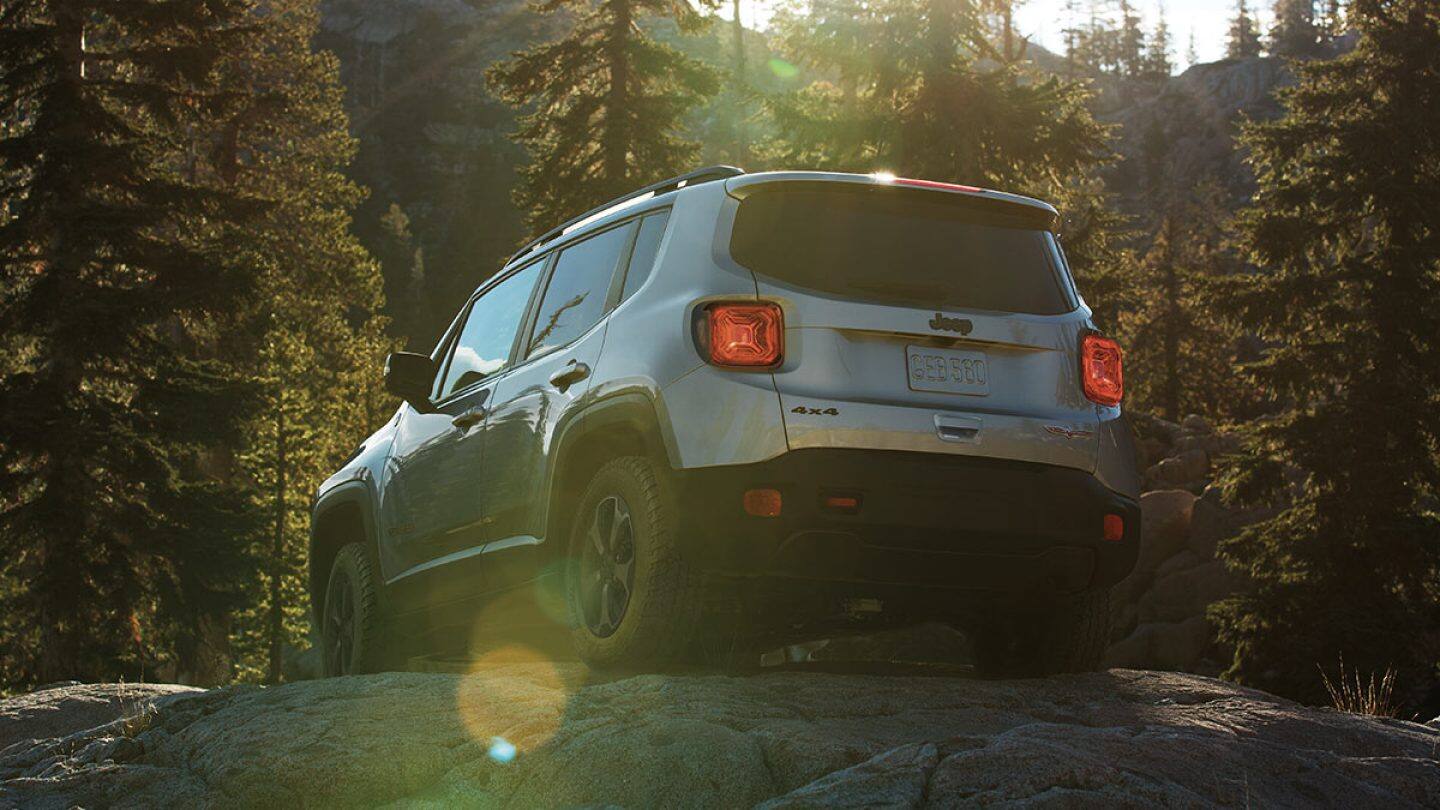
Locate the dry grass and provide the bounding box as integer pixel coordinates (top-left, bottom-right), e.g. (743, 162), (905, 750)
(1319, 655), (1400, 718)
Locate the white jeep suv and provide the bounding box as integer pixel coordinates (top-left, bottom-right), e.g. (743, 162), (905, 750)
(310, 167), (1140, 677)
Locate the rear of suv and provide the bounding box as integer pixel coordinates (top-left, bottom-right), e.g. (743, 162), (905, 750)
(309, 167), (1140, 678)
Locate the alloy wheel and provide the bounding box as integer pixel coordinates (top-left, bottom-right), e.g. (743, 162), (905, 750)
(579, 495), (636, 638)
(325, 575), (356, 675)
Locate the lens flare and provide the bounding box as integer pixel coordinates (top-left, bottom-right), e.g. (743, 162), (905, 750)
(487, 736), (518, 764)
(454, 638), (575, 757)
(767, 57), (799, 79)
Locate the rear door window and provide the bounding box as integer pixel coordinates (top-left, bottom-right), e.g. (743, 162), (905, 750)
(526, 223), (633, 359)
(619, 212), (670, 303)
(729, 186), (1074, 315)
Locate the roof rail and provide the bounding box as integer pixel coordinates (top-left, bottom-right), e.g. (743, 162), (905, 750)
(508, 165), (745, 264)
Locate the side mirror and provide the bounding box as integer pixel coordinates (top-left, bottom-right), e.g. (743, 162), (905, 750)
(384, 352), (436, 412)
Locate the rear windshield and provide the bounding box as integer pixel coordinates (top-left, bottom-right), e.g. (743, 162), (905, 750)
(729, 186), (1075, 315)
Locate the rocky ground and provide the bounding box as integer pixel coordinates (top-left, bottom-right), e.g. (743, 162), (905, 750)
(1102, 415), (1267, 675)
(3, 667), (1438, 808)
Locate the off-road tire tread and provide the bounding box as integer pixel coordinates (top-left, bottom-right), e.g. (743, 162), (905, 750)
(973, 587), (1112, 678)
(567, 456), (700, 668)
(324, 542), (389, 676)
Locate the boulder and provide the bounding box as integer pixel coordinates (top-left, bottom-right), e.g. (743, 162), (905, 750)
(1154, 549), (1201, 580)
(1180, 414), (1212, 435)
(0, 683), (200, 755)
(1135, 489), (1197, 577)
(1139, 561), (1241, 624)
(1189, 484), (1276, 561)
(3, 667), (1438, 808)
(1149, 616), (1214, 671)
(1104, 617), (1212, 673)
(1145, 449), (1210, 490)
(1174, 432), (1240, 459)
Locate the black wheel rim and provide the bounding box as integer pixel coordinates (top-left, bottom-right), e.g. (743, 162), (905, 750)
(326, 575), (356, 675)
(579, 495), (636, 638)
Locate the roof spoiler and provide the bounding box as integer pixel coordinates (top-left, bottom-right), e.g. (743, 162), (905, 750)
(725, 172), (1059, 230)
(508, 165), (746, 264)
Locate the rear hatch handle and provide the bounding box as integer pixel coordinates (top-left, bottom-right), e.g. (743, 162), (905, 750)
(935, 414), (982, 444)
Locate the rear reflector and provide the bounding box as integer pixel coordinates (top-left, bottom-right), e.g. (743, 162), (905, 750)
(1081, 334), (1124, 407)
(743, 488), (783, 518)
(707, 303), (783, 367)
(1103, 514), (1125, 542)
(823, 495), (860, 513)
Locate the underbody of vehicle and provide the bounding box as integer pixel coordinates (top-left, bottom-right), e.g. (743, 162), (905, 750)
(310, 167), (1140, 677)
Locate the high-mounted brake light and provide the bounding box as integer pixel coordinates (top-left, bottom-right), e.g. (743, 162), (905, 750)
(889, 176), (984, 194)
(1081, 334), (1124, 407)
(706, 303), (783, 368)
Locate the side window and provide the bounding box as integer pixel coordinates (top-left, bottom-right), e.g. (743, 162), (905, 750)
(437, 261), (543, 399)
(526, 223), (632, 359)
(619, 212), (670, 303)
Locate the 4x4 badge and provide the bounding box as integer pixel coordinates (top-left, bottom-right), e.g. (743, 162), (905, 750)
(929, 313), (973, 334)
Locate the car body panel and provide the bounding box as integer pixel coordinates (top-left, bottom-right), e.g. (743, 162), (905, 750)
(310, 169), (1142, 631)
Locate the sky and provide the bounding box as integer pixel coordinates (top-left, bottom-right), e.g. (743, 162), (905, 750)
(726, 1), (1267, 73)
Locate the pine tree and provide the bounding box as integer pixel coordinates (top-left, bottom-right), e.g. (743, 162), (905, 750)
(1144, 8), (1175, 79)
(489, 0), (720, 232)
(765, 0), (1132, 330)
(1319, 0), (1345, 37)
(0, 0), (261, 686)
(1186, 28), (1200, 66)
(1227, 0), (1265, 58)
(1210, 0), (1440, 708)
(1117, 0), (1147, 77)
(728, 0), (751, 164)
(1271, 0), (1321, 57)
(979, 0), (1029, 64)
(213, 0), (393, 684)
(1120, 183), (1249, 422)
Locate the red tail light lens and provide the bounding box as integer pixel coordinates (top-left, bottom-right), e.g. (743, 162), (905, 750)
(1081, 334), (1124, 407)
(1103, 514), (1125, 542)
(707, 303), (783, 367)
(743, 488), (783, 517)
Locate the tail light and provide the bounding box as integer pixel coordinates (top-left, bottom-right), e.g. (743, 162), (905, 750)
(1081, 334), (1123, 407)
(704, 302), (783, 368)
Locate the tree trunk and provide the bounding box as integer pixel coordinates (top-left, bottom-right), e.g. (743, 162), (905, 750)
(603, 0), (632, 189)
(731, 0), (749, 165)
(1161, 223), (1181, 423)
(266, 388), (289, 684)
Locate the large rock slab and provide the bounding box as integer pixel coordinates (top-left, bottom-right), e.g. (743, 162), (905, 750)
(2, 667), (1437, 808)
(0, 683), (200, 755)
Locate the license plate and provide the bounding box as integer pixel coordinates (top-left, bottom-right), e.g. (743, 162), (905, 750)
(906, 346), (990, 396)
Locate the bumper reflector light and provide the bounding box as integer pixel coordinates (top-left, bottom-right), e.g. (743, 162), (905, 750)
(743, 488), (783, 518)
(1103, 514), (1125, 542)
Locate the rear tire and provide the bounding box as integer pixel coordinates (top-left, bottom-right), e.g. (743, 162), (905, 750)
(971, 587), (1112, 678)
(321, 543), (393, 676)
(566, 456), (699, 669)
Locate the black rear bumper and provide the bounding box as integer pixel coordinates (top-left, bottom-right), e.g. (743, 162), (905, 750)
(672, 449), (1139, 596)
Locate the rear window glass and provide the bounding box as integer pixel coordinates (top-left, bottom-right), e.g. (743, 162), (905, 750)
(729, 187), (1074, 315)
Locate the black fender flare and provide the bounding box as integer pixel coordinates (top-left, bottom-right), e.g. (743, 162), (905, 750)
(308, 478), (381, 618)
(541, 391), (679, 554)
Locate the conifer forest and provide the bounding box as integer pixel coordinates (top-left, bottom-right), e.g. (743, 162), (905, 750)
(1, 0), (1437, 722)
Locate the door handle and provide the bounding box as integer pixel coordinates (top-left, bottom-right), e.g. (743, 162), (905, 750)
(548, 360), (591, 391)
(451, 406), (486, 430)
